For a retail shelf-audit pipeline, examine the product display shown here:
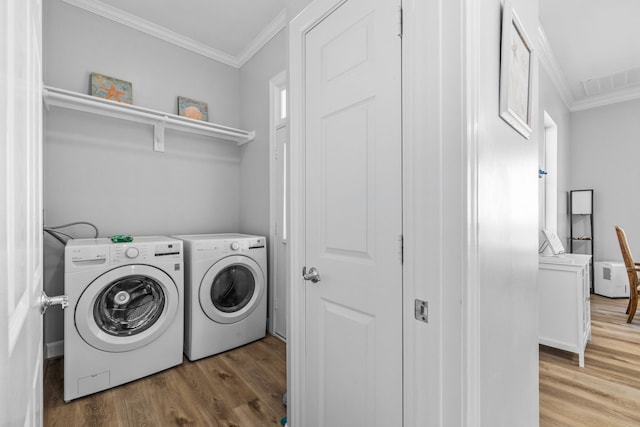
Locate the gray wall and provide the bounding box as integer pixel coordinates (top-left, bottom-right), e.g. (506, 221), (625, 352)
(43, 0), (243, 354)
(239, 29), (287, 237)
(571, 99), (640, 262)
(476, 0), (540, 423)
(539, 65), (572, 245)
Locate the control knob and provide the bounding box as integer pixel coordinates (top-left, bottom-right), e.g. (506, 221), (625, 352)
(125, 247), (139, 259)
(230, 241), (240, 251)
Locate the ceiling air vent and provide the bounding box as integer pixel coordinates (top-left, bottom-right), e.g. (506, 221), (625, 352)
(581, 65), (640, 97)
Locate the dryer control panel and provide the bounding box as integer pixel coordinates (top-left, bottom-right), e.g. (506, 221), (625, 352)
(192, 236), (266, 256)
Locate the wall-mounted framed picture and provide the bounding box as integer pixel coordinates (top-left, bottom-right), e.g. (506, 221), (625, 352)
(90, 72), (133, 104)
(177, 96), (208, 121)
(499, 1), (534, 139)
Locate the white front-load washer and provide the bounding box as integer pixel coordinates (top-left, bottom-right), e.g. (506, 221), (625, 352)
(64, 236), (184, 402)
(171, 233), (267, 361)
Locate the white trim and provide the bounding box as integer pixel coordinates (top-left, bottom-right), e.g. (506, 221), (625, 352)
(288, 11), (307, 427)
(61, 0), (285, 69)
(571, 85), (640, 112)
(236, 10), (287, 68)
(269, 70), (287, 337)
(463, 0), (480, 424)
(537, 25), (574, 110)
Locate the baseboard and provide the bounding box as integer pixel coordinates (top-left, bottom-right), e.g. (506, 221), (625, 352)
(45, 340), (64, 359)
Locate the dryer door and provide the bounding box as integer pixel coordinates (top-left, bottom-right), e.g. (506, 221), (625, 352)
(199, 255), (265, 324)
(75, 265), (179, 352)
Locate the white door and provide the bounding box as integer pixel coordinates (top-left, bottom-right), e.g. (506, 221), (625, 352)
(302, 0), (403, 425)
(1, 0), (45, 425)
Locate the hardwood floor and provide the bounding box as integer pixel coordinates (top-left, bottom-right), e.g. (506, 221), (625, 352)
(44, 335), (286, 427)
(540, 294), (640, 426)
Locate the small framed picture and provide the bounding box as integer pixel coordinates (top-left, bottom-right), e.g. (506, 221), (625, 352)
(499, 1), (533, 139)
(90, 72), (133, 104)
(177, 96), (208, 121)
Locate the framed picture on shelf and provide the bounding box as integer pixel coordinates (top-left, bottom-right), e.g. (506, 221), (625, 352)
(90, 72), (133, 104)
(499, 1), (534, 139)
(177, 96), (208, 121)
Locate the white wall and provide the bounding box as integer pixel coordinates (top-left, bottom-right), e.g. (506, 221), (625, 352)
(539, 65), (572, 245)
(42, 0), (243, 354)
(475, 0), (540, 423)
(238, 29), (287, 237)
(570, 99), (640, 262)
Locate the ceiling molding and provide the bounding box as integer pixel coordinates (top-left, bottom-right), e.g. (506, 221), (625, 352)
(236, 10), (286, 68)
(537, 25), (574, 110)
(571, 86), (640, 112)
(62, 0), (249, 68)
(538, 23), (640, 113)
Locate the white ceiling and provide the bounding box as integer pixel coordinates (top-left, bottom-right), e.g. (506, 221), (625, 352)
(62, 0), (286, 68)
(539, 0), (640, 111)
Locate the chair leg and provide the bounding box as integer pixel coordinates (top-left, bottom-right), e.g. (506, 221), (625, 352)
(627, 297), (632, 314)
(628, 296), (638, 323)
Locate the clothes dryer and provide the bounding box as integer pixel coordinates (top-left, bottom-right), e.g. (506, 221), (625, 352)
(64, 236), (183, 401)
(171, 233), (267, 361)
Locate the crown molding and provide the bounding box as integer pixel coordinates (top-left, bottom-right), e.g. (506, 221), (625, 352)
(61, 0), (285, 69)
(571, 85), (640, 112)
(236, 10), (286, 68)
(537, 24), (574, 110)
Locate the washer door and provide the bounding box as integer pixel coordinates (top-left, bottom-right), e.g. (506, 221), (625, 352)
(75, 265), (179, 353)
(199, 255), (265, 324)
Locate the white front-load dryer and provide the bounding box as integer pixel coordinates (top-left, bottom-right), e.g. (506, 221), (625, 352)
(64, 236), (183, 401)
(171, 233), (267, 361)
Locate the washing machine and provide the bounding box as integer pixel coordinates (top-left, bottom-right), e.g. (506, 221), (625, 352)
(171, 233), (267, 361)
(63, 236), (184, 402)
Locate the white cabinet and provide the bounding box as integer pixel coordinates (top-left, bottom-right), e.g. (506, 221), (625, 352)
(538, 253), (592, 367)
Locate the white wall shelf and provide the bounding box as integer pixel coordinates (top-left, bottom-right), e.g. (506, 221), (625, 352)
(43, 85), (255, 152)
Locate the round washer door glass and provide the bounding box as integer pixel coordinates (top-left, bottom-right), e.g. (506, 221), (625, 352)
(75, 264), (180, 353)
(200, 255), (265, 324)
(93, 275), (165, 336)
(211, 265), (255, 313)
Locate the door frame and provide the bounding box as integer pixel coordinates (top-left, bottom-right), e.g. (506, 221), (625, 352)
(268, 70), (287, 338)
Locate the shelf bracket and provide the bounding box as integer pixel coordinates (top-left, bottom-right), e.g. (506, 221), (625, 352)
(154, 117), (167, 152)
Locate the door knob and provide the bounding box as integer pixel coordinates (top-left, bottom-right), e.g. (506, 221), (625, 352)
(302, 266), (321, 283)
(39, 291), (69, 315)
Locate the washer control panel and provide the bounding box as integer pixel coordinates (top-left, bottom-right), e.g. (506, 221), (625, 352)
(111, 241), (182, 264)
(193, 236), (266, 256)
(112, 244), (150, 263)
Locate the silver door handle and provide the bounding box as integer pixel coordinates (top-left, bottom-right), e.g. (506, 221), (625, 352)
(302, 266), (321, 283)
(39, 291), (69, 315)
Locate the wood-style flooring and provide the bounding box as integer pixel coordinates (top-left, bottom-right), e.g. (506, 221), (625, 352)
(44, 334), (286, 427)
(540, 294), (640, 426)
(45, 295), (640, 426)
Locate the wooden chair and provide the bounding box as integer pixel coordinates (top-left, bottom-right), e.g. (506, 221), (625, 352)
(615, 226), (640, 323)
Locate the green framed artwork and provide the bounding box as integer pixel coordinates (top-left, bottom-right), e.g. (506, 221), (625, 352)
(178, 96), (208, 121)
(90, 72), (133, 104)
